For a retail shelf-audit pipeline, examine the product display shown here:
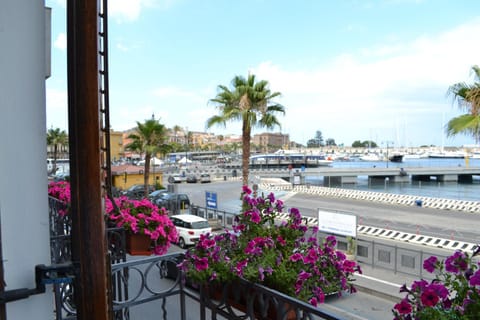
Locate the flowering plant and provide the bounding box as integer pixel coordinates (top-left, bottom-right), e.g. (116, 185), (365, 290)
(393, 247), (480, 319)
(180, 186), (361, 306)
(106, 196), (178, 255)
(48, 181), (178, 255)
(48, 181), (71, 216)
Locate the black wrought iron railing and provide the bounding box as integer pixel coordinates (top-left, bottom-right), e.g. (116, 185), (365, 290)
(109, 253), (344, 320)
(48, 196), (347, 319)
(49, 196), (128, 319)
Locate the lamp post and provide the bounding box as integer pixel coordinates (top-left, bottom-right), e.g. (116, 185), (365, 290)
(383, 141), (394, 168)
(185, 127), (188, 167)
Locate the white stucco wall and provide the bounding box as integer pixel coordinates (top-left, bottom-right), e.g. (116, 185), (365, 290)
(0, 1), (53, 318)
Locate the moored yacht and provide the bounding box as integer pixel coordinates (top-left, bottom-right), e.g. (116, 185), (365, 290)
(250, 150), (333, 168)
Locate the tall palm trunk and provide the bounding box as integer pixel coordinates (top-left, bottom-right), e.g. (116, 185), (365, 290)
(242, 123), (251, 186)
(144, 153), (151, 197)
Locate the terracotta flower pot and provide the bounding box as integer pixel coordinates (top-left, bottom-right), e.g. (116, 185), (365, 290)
(126, 232), (152, 256)
(202, 281), (297, 320)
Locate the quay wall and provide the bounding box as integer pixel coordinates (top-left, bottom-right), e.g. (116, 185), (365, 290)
(258, 178), (480, 214)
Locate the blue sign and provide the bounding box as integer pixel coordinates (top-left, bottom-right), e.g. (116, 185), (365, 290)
(206, 191), (217, 209)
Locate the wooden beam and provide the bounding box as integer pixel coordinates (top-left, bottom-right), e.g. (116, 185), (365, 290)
(67, 1), (111, 319)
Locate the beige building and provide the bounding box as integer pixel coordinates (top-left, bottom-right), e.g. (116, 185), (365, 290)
(253, 132), (290, 152)
(109, 130), (124, 161)
(111, 164), (163, 190)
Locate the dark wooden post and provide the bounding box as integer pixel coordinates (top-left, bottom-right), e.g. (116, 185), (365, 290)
(67, 1), (111, 319)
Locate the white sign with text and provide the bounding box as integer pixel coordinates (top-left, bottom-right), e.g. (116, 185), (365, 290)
(317, 210), (357, 237)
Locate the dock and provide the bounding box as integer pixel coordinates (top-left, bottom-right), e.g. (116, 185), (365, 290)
(248, 166), (480, 185)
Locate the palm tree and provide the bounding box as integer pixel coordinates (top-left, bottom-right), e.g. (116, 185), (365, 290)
(172, 125), (182, 143)
(207, 74), (285, 185)
(446, 65), (480, 144)
(125, 117), (167, 197)
(46, 127), (68, 174)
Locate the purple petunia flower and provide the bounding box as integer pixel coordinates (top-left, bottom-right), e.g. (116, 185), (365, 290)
(394, 299), (412, 315)
(258, 266), (265, 281)
(194, 257), (209, 271)
(325, 235), (337, 247)
(429, 283), (448, 299)
(469, 269), (480, 286)
(411, 279), (428, 292)
(445, 251), (468, 274)
(242, 185), (252, 195)
(267, 192), (275, 203)
(423, 256), (438, 273)
(303, 248), (318, 264)
(290, 253), (303, 262)
(420, 288), (440, 307)
(250, 210), (261, 223)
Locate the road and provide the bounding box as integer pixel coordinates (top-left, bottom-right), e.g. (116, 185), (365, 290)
(155, 180), (403, 320)
(174, 180), (480, 244)
(155, 179), (480, 319)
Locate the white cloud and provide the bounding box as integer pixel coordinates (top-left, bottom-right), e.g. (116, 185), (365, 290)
(54, 33), (66, 51)
(46, 88), (68, 130)
(109, 0), (179, 23)
(249, 19), (480, 146)
(109, 0), (143, 22)
(105, 18), (480, 146)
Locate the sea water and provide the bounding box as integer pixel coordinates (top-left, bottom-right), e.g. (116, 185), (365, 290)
(305, 158), (480, 201)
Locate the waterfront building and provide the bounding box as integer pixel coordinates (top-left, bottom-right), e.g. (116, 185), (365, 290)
(253, 132), (290, 152)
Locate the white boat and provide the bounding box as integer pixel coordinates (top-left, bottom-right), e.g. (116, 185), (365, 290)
(428, 151), (467, 159)
(403, 154), (421, 160)
(250, 151), (333, 168)
(468, 152), (480, 159)
(359, 153), (384, 161)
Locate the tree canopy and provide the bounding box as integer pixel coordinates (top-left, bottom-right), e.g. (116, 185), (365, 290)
(307, 130), (325, 148)
(352, 140), (377, 148)
(446, 65), (480, 144)
(207, 74), (285, 185)
(46, 127), (68, 174)
(126, 117), (167, 195)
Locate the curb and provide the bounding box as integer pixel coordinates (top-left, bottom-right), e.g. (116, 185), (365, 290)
(260, 182), (480, 214)
(353, 274), (404, 303)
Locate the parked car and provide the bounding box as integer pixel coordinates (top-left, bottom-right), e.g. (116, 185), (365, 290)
(122, 184), (155, 199)
(153, 192), (190, 215)
(186, 174), (197, 183)
(170, 214), (211, 248)
(199, 173), (211, 183)
(168, 174), (184, 184)
(148, 189), (168, 202)
(53, 171), (70, 182)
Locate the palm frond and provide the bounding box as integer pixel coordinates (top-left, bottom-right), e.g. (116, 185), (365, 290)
(445, 114), (480, 137)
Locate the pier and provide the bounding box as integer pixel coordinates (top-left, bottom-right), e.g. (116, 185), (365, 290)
(247, 166), (480, 186)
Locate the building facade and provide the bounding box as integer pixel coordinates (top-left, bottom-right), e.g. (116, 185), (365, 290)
(253, 132), (290, 153)
(109, 130), (124, 161)
(0, 2), (53, 318)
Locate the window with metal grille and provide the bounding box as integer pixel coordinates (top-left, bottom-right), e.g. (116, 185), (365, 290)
(357, 245), (368, 257)
(378, 249), (391, 263)
(401, 254), (415, 269)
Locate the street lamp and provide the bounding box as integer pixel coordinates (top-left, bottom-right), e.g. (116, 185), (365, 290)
(383, 141), (393, 168)
(185, 127), (188, 167)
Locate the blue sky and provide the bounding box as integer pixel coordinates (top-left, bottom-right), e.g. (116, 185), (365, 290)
(46, 0), (480, 147)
